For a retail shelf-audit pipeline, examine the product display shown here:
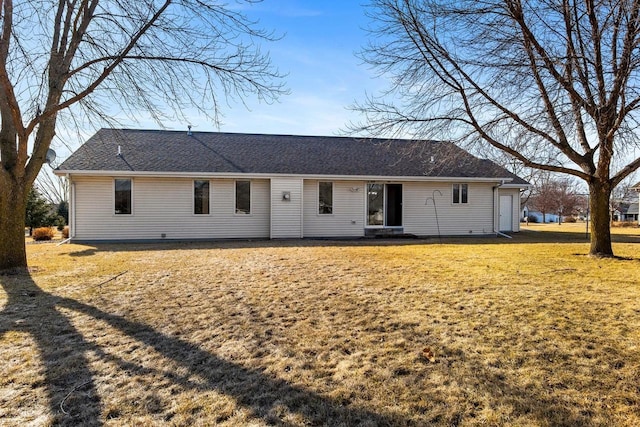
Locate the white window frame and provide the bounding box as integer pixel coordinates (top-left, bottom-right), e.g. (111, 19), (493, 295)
(114, 178), (133, 215)
(234, 180), (252, 215)
(366, 182), (385, 227)
(193, 179), (211, 215)
(318, 181), (334, 215)
(452, 183), (469, 205)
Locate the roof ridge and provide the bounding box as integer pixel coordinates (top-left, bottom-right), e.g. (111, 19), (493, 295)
(98, 127), (443, 144)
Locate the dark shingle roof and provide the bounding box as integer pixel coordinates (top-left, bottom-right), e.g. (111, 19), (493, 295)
(57, 128), (529, 184)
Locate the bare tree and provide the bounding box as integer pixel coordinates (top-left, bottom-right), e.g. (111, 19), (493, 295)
(612, 170), (640, 203)
(0, 0), (286, 270)
(530, 178), (584, 222)
(353, 0), (640, 257)
(529, 180), (560, 223)
(35, 167), (68, 205)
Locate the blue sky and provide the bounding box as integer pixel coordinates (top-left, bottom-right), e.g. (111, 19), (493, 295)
(219, 1), (377, 136)
(140, 1), (379, 137)
(49, 1), (380, 160)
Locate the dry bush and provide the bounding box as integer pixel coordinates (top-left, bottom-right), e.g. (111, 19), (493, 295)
(62, 226), (69, 239)
(32, 227), (54, 241)
(612, 221), (639, 228)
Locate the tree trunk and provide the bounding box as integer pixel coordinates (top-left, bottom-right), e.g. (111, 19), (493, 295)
(0, 180), (28, 270)
(589, 181), (614, 257)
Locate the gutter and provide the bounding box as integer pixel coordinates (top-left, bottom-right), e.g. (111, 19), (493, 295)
(54, 169), (517, 184)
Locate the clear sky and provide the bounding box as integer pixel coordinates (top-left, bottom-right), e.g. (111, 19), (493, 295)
(127, 1), (380, 138)
(46, 1), (380, 165)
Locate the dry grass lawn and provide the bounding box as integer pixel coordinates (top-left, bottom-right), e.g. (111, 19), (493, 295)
(1, 224), (640, 426)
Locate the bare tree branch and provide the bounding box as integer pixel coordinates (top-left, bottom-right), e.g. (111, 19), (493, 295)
(0, 0), (286, 269)
(353, 0), (640, 256)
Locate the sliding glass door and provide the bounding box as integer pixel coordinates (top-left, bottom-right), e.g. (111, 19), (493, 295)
(367, 183), (402, 227)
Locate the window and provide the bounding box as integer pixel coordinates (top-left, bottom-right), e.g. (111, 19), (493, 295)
(235, 180), (251, 214)
(367, 183), (384, 225)
(115, 178), (132, 214)
(319, 182), (333, 214)
(453, 183), (468, 204)
(194, 180), (210, 214)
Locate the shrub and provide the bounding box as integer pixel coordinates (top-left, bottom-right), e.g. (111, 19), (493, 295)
(62, 226), (70, 239)
(55, 215), (66, 231)
(612, 221), (639, 228)
(33, 227), (55, 241)
(564, 216), (577, 223)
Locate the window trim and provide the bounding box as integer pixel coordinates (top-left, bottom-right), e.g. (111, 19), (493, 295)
(366, 182), (385, 227)
(452, 183), (469, 204)
(114, 178), (133, 215)
(318, 181), (334, 215)
(234, 180), (252, 215)
(193, 179), (211, 215)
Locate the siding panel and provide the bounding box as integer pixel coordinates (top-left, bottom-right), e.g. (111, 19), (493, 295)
(271, 178), (303, 238)
(404, 182), (495, 236)
(73, 177), (270, 240)
(303, 180), (365, 237)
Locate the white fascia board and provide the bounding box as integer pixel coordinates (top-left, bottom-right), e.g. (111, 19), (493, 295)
(501, 183), (532, 189)
(55, 169), (516, 184)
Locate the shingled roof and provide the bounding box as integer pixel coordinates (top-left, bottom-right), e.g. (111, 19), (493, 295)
(57, 128), (529, 185)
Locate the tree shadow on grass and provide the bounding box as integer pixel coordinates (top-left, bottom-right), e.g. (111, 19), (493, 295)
(0, 270), (103, 425)
(62, 227), (640, 259)
(0, 272), (401, 426)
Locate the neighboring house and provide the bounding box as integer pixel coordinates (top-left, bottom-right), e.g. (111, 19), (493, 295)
(612, 202), (639, 222)
(55, 129), (530, 241)
(630, 182), (640, 225)
(521, 206), (560, 223)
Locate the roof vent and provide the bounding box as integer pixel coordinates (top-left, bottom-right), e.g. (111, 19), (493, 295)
(187, 125), (193, 136)
(117, 145), (122, 157)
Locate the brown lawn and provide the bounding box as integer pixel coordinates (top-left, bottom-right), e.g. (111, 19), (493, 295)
(1, 225), (640, 426)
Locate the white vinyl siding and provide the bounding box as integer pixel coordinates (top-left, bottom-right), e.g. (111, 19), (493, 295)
(270, 178), (303, 238)
(71, 175), (519, 240)
(303, 180), (365, 237)
(73, 177), (269, 240)
(403, 182), (494, 236)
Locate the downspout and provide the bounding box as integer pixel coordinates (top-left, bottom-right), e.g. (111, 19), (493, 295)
(493, 180), (512, 239)
(70, 174), (76, 239)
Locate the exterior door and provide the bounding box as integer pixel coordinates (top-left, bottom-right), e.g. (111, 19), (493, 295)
(386, 184), (402, 227)
(499, 195), (513, 232)
(367, 183), (402, 227)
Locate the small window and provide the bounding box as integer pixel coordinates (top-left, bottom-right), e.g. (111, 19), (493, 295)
(194, 180), (210, 214)
(453, 183), (468, 204)
(319, 182), (333, 214)
(235, 180), (251, 214)
(115, 178), (132, 214)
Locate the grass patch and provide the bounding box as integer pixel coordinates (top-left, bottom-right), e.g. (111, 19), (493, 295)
(2, 228), (640, 425)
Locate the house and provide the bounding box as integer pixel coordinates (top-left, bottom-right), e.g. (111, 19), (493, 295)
(631, 182), (640, 225)
(521, 205), (560, 223)
(55, 129), (530, 241)
(612, 202), (639, 222)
